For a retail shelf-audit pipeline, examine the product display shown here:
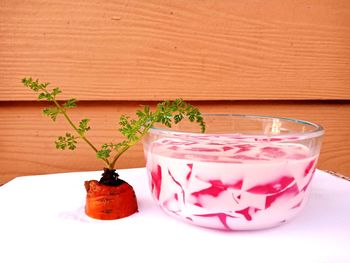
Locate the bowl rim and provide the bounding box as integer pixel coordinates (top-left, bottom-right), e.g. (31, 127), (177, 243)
(149, 113), (325, 139)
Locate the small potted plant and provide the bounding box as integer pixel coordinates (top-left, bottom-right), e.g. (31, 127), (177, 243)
(22, 77), (205, 220)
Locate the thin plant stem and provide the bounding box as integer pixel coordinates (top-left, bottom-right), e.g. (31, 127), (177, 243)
(43, 88), (111, 168)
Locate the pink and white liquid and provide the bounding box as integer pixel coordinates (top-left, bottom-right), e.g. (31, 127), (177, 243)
(145, 135), (318, 230)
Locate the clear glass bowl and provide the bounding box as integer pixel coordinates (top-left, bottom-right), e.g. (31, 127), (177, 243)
(143, 114), (324, 230)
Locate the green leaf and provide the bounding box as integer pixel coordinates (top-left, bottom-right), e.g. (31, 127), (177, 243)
(119, 115), (130, 126)
(23, 78), (59, 102)
(55, 133), (77, 150)
(52, 87), (61, 97)
(63, 98), (77, 109)
(144, 105), (150, 115)
(37, 92), (53, 101)
(55, 136), (66, 150)
(96, 149), (111, 159)
(101, 143), (109, 150)
(22, 77), (40, 92)
(78, 118), (90, 135)
(174, 114), (183, 124)
(38, 93), (47, 100)
(43, 107), (60, 121)
(136, 109), (145, 118)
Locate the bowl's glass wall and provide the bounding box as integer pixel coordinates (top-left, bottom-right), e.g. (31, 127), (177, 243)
(143, 115), (324, 230)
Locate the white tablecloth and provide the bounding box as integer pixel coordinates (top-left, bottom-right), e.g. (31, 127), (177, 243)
(0, 168), (349, 263)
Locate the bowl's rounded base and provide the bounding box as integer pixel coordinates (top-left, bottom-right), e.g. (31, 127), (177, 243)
(159, 202), (307, 231)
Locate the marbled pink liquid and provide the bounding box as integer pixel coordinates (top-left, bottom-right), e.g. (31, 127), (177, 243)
(145, 136), (318, 230)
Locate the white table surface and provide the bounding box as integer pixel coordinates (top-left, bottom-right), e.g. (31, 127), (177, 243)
(0, 168), (349, 263)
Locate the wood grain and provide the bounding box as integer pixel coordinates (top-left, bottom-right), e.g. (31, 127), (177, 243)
(1, 101), (349, 184)
(1, 0), (350, 101)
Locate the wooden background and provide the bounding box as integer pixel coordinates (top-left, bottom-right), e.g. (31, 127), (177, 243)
(1, 0), (349, 184)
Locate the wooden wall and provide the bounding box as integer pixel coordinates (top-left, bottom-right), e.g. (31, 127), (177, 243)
(1, 0), (349, 184)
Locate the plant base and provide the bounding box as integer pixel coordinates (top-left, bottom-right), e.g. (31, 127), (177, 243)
(84, 179), (138, 220)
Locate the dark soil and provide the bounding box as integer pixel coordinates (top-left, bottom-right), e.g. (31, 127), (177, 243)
(99, 168), (124, 186)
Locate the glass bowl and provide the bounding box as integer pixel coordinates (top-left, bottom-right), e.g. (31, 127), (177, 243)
(142, 114), (324, 230)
